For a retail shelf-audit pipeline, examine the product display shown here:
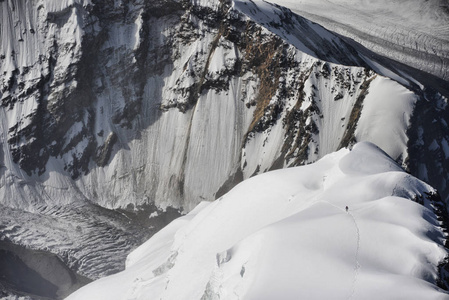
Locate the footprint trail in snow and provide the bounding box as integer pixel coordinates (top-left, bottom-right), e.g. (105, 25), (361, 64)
(347, 211), (361, 300)
(321, 201), (361, 300)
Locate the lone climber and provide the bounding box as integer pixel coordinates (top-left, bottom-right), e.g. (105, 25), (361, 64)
(345, 206), (349, 212)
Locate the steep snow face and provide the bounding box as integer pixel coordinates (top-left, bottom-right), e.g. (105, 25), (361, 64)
(66, 142), (449, 300)
(355, 76), (417, 160)
(272, 0), (449, 81)
(1, 0), (416, 212)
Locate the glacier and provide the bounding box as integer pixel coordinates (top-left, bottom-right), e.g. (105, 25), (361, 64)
(272, 0), (449, 81)
(66, 142), (449, 300)
(0, 0), (449, 297)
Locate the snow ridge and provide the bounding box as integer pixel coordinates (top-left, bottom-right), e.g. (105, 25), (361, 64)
(66, 143), (449, 300)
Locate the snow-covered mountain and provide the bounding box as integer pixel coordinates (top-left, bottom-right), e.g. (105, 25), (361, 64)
(1, 0), (375, 212)
(0, 0), (448, 298)
(66, 142), (449, 300)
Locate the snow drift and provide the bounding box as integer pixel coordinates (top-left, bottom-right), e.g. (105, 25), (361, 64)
(66, 142), (449, 300)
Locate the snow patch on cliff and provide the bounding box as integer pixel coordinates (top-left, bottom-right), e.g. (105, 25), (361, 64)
(356, 76), (417, 162)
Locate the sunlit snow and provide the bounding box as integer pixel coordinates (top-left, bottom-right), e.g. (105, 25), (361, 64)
(66, 143), (449, 300)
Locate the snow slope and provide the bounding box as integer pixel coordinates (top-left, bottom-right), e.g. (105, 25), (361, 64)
(66, 142), (449, 300)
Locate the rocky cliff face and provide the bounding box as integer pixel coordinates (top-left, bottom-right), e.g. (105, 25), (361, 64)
(0, 0), (448, 297)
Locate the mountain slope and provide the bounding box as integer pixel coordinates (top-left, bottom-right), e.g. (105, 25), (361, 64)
(0, 0), (373, 212)
(66, 142), (449, 300)
(2, 0), (442, 213)
(1, 0), (449, 296)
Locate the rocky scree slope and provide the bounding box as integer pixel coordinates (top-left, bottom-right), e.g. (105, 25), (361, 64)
(0, 0), (449, 296)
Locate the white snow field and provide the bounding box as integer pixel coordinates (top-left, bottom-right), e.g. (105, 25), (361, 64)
(66, 142), (449, 300)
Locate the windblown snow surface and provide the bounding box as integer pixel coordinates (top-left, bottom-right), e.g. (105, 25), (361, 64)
(66, 143), (449, 300)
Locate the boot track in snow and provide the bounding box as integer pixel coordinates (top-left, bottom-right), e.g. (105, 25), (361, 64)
(347, 211), (361, 300)
(321, 201), (361, 299)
